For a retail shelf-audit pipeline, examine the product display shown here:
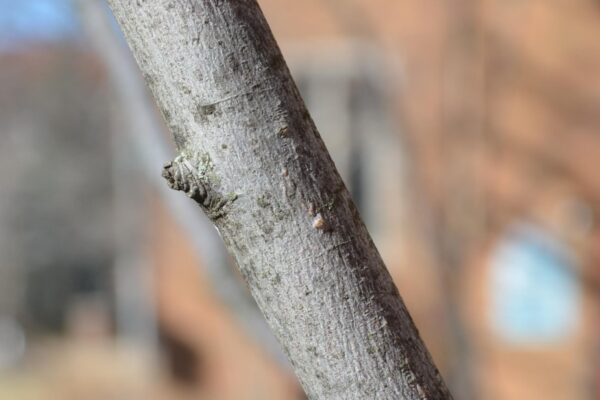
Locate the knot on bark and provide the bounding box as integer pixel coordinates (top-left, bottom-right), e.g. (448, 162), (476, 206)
(162, 156), (208, 204)
(162, 152), (238, 220)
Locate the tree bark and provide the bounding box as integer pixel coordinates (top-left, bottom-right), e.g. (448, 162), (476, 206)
(107, 1), (452, 399)
(78, 0), (287, 366)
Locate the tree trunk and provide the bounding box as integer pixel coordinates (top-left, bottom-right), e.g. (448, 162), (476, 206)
(107, 1), (452, 399)
(78, 0), (287, 366)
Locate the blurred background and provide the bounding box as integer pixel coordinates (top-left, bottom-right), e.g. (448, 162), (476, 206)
(0, 0), (599, 399)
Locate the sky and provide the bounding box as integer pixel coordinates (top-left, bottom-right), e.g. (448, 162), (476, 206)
(0, 0), (80, 50)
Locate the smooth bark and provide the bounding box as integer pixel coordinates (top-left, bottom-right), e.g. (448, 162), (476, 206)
(78, 0), (286, 365)
(107, 1), (452, 399)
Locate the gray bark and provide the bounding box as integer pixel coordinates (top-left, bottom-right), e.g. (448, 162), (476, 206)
(106, 1), (452, 399)
(77, 0), (286, 366)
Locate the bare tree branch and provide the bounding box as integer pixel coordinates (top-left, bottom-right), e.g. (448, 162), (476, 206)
(106, 1), (452, 398)
(77, 0), (285, 364)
